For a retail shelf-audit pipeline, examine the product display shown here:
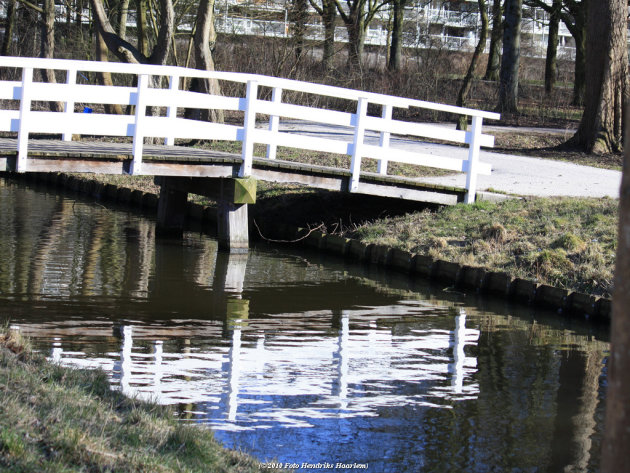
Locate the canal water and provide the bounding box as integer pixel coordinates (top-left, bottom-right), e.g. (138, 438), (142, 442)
(0, 178), (609, 472)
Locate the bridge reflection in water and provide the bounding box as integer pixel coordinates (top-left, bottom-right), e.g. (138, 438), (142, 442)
(0, 179), (610, 472)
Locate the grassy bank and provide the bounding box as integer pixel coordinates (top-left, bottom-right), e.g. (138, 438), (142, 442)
(0, 328), (269, 472)
(348, 197), (617, 298)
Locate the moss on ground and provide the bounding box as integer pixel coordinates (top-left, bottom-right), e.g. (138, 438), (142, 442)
(0, 328), (273, 472)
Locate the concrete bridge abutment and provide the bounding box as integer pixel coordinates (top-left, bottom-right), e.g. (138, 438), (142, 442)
(155, 176), (257, 253)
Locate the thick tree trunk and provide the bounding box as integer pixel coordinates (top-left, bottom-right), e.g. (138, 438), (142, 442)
(569, 0), (627, 154)
(321, 0), (336, 72)
(193, 0), (224, 123)
(95, 23), (124, 115)
(1, 0), (17, 57)
(346, 12), (365, 70)
(290, 0), (308, 63)
(572, 22), (586, 106)
(387, 0), (407, 72)
(544, 0), (560, 93)
(604, 103), (630, 473)
(497, 0), (521, 114)
(484, 0), (502, 81)
(41, 0), (64, 112)
(456, 0), (488, 130)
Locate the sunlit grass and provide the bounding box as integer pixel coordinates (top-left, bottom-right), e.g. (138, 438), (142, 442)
(0, 327), (272, 472)
(351, 197), (618, 297)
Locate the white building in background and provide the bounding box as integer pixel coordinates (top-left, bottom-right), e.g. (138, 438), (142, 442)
(211, 0), (580, 59)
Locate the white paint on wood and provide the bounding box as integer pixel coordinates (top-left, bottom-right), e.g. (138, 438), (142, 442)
(377, 104), (392, 175)
(16, 67), (33, 172)
(62, 69), (77, 142)
(239, 80), (258, 177)
(164, 75), (179, 146)
(266, 87), (282, 159)
(465, 116), (483, 203)
(350, 98), (368, 192)
(131, 73), (149, 175)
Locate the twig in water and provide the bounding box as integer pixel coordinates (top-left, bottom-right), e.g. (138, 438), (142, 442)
(253, 219), (324, 243)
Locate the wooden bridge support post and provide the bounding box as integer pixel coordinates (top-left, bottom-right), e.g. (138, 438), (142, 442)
(217, 178), (257, 254)
(156, 177), (188, 236)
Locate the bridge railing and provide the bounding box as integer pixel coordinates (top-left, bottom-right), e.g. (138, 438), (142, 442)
(0, 56), (499, 203)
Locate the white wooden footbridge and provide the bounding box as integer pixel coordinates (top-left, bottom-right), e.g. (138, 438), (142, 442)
(0, 56), (499, 251)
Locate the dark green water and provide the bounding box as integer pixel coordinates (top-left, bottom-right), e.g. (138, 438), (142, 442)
(0, 178), (609, 472)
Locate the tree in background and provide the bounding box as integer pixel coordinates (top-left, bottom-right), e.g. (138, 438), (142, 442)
(192, 0), (224, 123)
(568, 0), (627, 154)
(484, 0), (502, 81)
(309, 0), (338, 72)
(387, 0), (408, 71)
(1, 0), (17, 57)
(456, 0), (488, 129)
(524, 0), (588, 105)
(497, 0), (521, 114)
(332, 0), (390, 69)
(290, 0), (309, 63)
(544, 0), (561, 93)
(91, 0), (173, 66)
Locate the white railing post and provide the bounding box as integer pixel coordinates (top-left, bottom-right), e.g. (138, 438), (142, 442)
(464, 115), (483, 204)
(16, 67), (33, 172)
(62, 68), (77, 142)
(164, 74), (179, 146)
(350, 97), (368, 192)
(239, 80), (258, 177)
(377, 103), (392, 175)
(266, 86), (282, 159)
(130, 73), (149, 175)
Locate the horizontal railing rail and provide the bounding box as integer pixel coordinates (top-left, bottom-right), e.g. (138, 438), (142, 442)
(0, 56), (499, 203)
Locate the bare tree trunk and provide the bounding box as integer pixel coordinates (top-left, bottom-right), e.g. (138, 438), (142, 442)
(41, 0), (64, 112)
(2, 0), (17, 56)
(290, 0), (308, 64)
(604, 102), (630, 473)
(95, 22), (123, 115)
(544, 0), (560, 93)
(346, 11), (365, 71)
(484, 0), (502, 81)
(136, 0), (150, 57)
(309, 0), (337, 72)
(497, 0), (521, 114)
(569, 0), (627, 154)
(321, 0), (336, 72)
(192, 0), (224, 123)
(118, 0), (130, 39)
(572, 19), (586, 106)
(457, 0), (488, 130)
(387, 0), (407, 72)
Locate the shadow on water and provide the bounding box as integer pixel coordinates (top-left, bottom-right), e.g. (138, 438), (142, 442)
(0, 177), (609, 472)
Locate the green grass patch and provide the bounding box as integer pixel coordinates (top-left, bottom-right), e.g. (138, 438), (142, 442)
(349, 197), (618, 297)
(0, 328), (274, 472)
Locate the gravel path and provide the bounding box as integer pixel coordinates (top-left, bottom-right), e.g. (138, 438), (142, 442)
(278, 120), (621, 199)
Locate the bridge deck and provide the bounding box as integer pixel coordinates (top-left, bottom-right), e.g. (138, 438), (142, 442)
(0, 138), (465, 205)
